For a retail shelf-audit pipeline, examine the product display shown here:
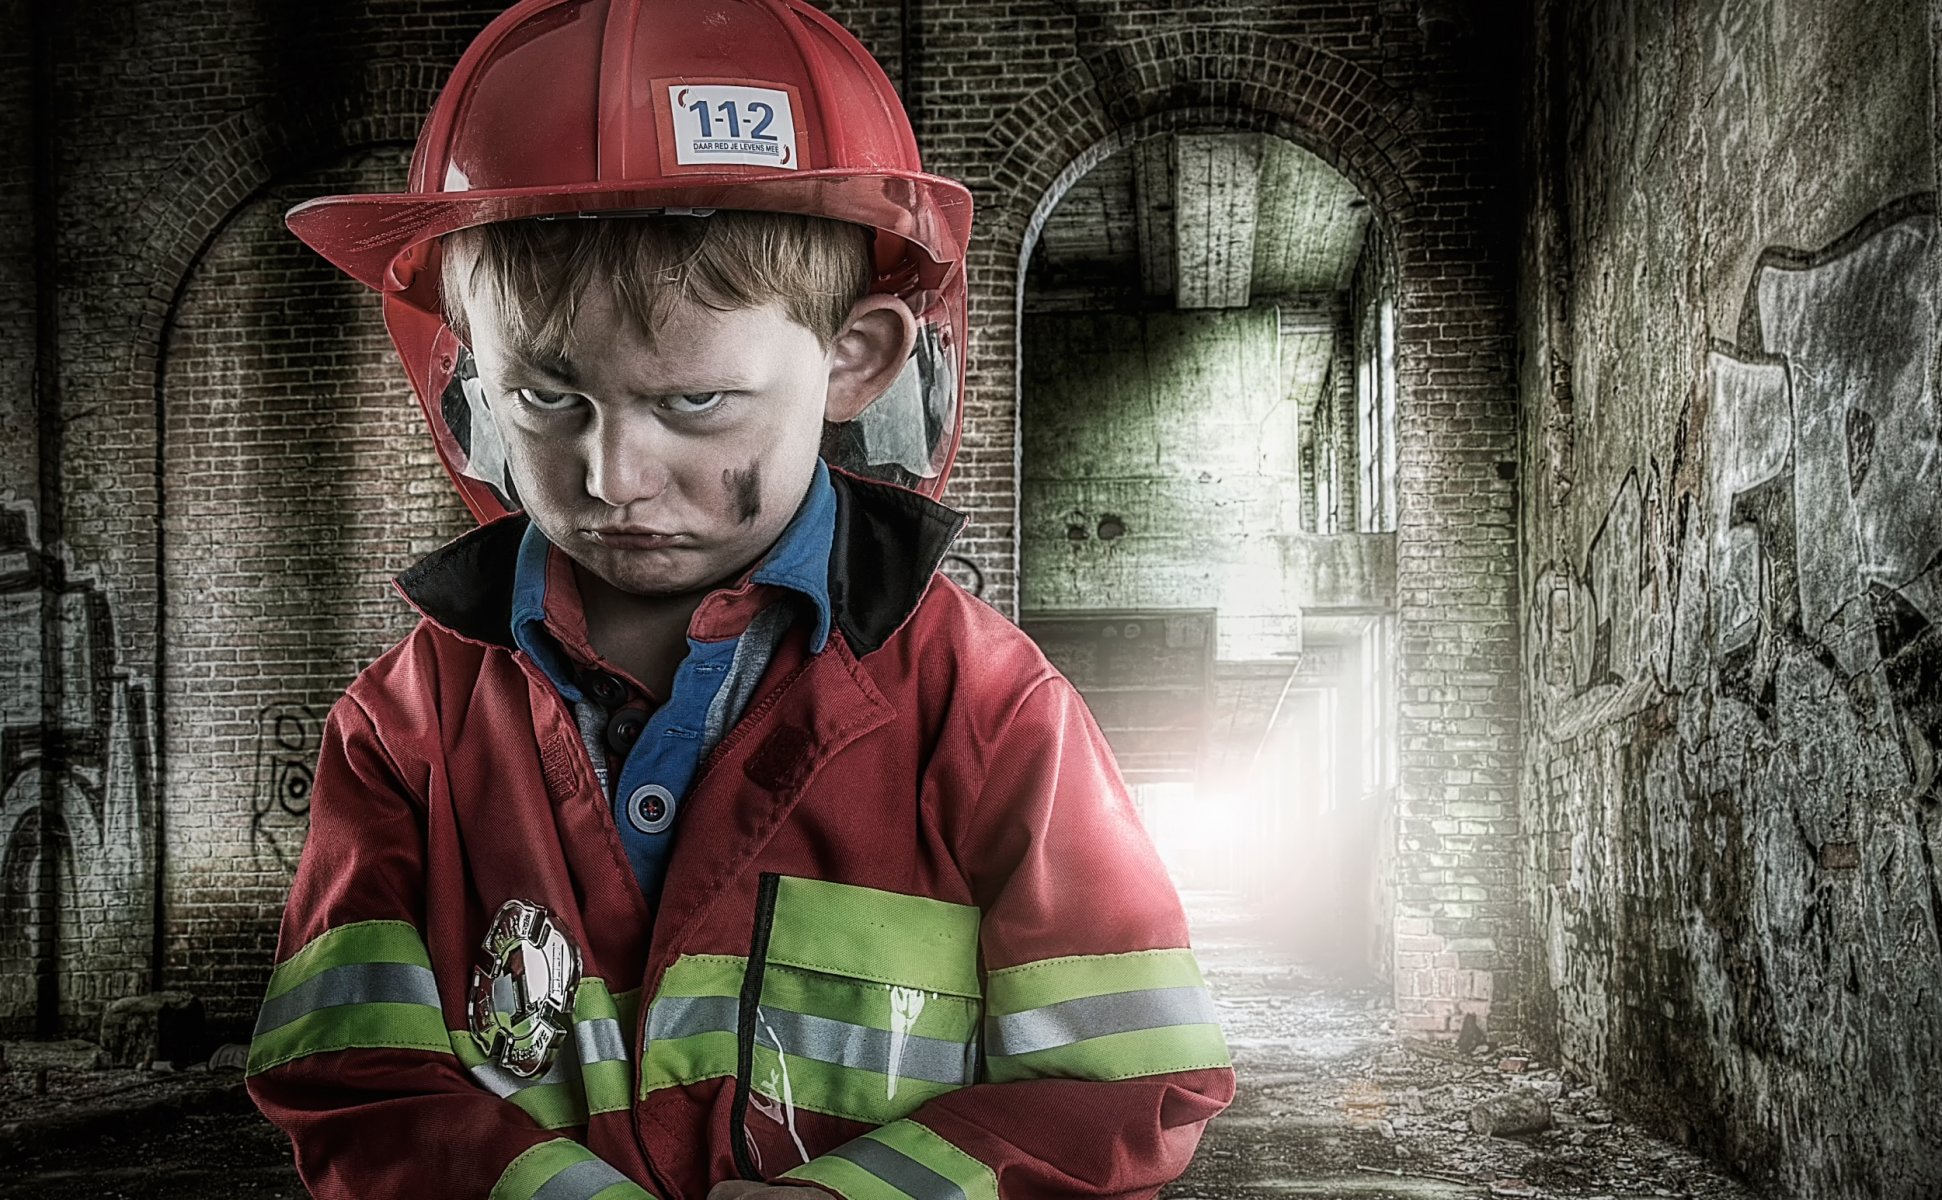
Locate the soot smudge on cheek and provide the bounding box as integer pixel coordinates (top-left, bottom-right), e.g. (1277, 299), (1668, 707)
(723, 461), (763, 525)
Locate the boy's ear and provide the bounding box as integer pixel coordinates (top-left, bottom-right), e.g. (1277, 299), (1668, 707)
(824, 294), (917, 423)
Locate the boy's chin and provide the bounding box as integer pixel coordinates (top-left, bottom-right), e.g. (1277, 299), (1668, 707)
(573, 544), (760, 603)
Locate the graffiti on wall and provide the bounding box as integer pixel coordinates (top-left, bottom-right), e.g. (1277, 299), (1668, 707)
(253, 701), (320, 873)
(0, 501), (155, 1031)
(1525, 197), (1942, 1179)
(1530, 198), (1941, 785)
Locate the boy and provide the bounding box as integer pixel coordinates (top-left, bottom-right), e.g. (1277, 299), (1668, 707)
(245, 2), (1234, 1198)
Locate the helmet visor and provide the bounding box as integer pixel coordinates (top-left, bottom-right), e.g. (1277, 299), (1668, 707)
(822, 290), (958, 490)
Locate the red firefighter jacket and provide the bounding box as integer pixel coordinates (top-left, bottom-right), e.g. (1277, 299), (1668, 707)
(246, 470), (1234, 1200)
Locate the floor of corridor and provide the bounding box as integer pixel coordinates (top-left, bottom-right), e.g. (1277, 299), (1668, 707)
(1167, 890), (1764, 1200)
(0, 892), (1770, 1200)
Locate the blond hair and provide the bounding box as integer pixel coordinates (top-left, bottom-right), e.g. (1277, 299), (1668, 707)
(439, 211), (872, 357)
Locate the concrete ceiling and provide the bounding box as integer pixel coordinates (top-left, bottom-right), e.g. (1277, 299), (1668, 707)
(1027, 133), (1372, 313)
(1026, 134), (1373, 465)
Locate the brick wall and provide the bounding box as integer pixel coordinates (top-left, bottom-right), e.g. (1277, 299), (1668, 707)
(0, 0), (503, 1034)
(1020, 305), (1310, 660)
(0, 0), (33, 507)
(159, 158), (471, 1029)
(8, 0), (1524, 1041)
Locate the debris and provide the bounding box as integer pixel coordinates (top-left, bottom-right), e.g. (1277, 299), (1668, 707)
(207, 1043), (250, 1073)
(3, 1039), (108, 1072)
(1405, 1037), (1494, 1071)
(1498, 1056), (1530, 1073)
(1355, 1164), (1475, 1185)
(100, 992), (206, 1069)
(1489, 1180), (1538, 1197)
(1470, 1088), (1554, 1136)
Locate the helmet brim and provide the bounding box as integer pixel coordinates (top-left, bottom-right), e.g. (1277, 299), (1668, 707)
(288, 168), (973, 304)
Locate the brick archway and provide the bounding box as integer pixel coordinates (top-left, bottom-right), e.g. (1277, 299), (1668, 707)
(966, 31), (1523, 1041)
(993, 33), (1422, 256)
(89, 65), (441, 1023)
(122, 59), (441, 396)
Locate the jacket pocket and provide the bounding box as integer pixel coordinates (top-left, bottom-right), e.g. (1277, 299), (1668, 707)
(732, 874), (982, 1171)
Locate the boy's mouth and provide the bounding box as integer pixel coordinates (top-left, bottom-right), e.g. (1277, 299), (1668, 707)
(583, 527), (687, 550)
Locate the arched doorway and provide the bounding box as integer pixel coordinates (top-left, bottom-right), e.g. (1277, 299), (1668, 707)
(1017, 128), (1400, 976)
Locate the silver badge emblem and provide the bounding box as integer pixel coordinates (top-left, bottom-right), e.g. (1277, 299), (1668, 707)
(469, 899), (582, 1078)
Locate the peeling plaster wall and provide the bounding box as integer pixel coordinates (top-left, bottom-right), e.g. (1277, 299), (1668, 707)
(1020, 305), (1395, 660)
(1516, 1), (1942, 1195)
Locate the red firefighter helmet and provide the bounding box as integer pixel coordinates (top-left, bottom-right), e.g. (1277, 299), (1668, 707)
(286, 0), (973, 521)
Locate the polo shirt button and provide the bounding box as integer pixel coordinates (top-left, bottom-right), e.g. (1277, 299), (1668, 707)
(626, 784), (676, 834)
(586, 672), (629, 707)
(606, 706), (650, 755)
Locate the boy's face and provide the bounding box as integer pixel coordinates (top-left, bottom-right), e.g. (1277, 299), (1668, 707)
(458, 283), (907, 599)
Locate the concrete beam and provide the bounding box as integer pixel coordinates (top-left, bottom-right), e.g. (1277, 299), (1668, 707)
(1132, 135), (1176, 301)
(1173, 134), (1264, 310)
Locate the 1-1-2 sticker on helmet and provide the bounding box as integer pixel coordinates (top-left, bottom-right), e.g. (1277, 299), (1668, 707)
(661, 81), (801, 171)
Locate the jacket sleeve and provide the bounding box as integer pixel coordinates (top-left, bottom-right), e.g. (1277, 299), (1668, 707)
(245, 693), (655, 1200)
(780, 673), (1236, 1199)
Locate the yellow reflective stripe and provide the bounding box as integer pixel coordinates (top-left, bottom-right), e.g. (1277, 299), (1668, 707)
(761, 963), (980, 1042)
(981, 949), (1228, 1082)
(750, 1040), (963, 1126)
(248, 999), (451, 1075)
(247, 923), (449, 1074)
(573, 980), (635, 1116)
(444, 978), (638, 1128)
(640, 955), (744, 1098)
(985, 1021), (1231, 1083)
(769, 878), (981, 997)
(655, 954), (746, 998)
(263, 920), (432, 1000)
(782, 1120), (997, 1200)
(489, 1139), (654, 1200)
(984, 948), (1208, 1014)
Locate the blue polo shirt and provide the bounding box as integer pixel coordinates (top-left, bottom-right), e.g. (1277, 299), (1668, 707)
(509, 459), (837, 902)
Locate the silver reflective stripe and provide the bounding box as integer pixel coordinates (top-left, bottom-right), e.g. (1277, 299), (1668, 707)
(648, 995), (975, 1085)
(758, 1007), (975, 1086)
(986, 986), (1220, 1057)
(252, 962), (441, 1038)
(830, 1138), (966, 1200)
(647, 993), (740, 1042)
(531, 1156), (633, 1200)
(470, 1042), (576, 1098)
(577, 1017), (629, 1066)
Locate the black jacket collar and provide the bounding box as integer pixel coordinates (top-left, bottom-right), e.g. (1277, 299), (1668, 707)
(395, 469), (966, 658)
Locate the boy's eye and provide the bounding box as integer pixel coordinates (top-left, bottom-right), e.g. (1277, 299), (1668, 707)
(663, 391), (727, 415)
(513, 387), (583, 412)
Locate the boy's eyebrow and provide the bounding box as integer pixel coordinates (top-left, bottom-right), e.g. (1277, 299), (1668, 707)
(500, 346), (582, 388)
(493, 348), (756, 395)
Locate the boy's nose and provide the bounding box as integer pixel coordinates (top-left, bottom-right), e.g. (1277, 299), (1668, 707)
(584, 411), (672, 507)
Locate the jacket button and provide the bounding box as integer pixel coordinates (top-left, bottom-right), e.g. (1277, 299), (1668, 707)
(606, 706), (649, 755)
(626, 783), (676, 834)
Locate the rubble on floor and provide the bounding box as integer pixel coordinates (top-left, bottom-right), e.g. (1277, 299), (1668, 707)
(1167, 891), (1766, 1200)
